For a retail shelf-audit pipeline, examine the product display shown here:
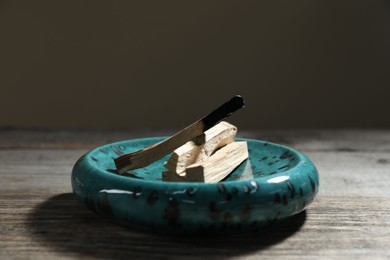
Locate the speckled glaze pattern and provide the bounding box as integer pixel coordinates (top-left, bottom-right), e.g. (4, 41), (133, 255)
(71, 137), (319, 234)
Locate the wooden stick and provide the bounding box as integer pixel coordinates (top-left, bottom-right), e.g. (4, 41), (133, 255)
(164, 121), (237, 174)
(162, 142), (248, 183)
(114, 95), (244, 174)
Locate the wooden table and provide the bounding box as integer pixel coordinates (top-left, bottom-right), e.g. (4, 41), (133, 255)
(1, 129), (389, 259)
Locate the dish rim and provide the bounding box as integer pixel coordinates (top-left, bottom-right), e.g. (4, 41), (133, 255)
(75, 137), (312, 188)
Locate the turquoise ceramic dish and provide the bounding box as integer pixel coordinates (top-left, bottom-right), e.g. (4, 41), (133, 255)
(71, 137), (319, 234)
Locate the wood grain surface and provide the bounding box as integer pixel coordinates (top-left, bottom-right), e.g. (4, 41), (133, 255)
(1, 129), (389, 259)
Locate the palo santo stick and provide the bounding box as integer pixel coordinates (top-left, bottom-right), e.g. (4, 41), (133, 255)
(186, 142), (248, 182)
(164, 121), (237, 175)
(114, 95), (244, 174)
(163, 142), (248, 183)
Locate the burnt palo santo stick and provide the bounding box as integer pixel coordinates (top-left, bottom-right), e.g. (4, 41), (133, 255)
(114, 95), (245, 174)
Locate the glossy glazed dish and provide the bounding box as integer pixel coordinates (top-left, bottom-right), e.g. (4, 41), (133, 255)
(71, 137), (319, 234)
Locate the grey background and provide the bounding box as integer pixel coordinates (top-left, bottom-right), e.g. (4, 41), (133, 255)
(0, 1), (388, 130)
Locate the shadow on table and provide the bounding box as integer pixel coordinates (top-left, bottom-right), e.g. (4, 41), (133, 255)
(27, 193), (306, 259)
